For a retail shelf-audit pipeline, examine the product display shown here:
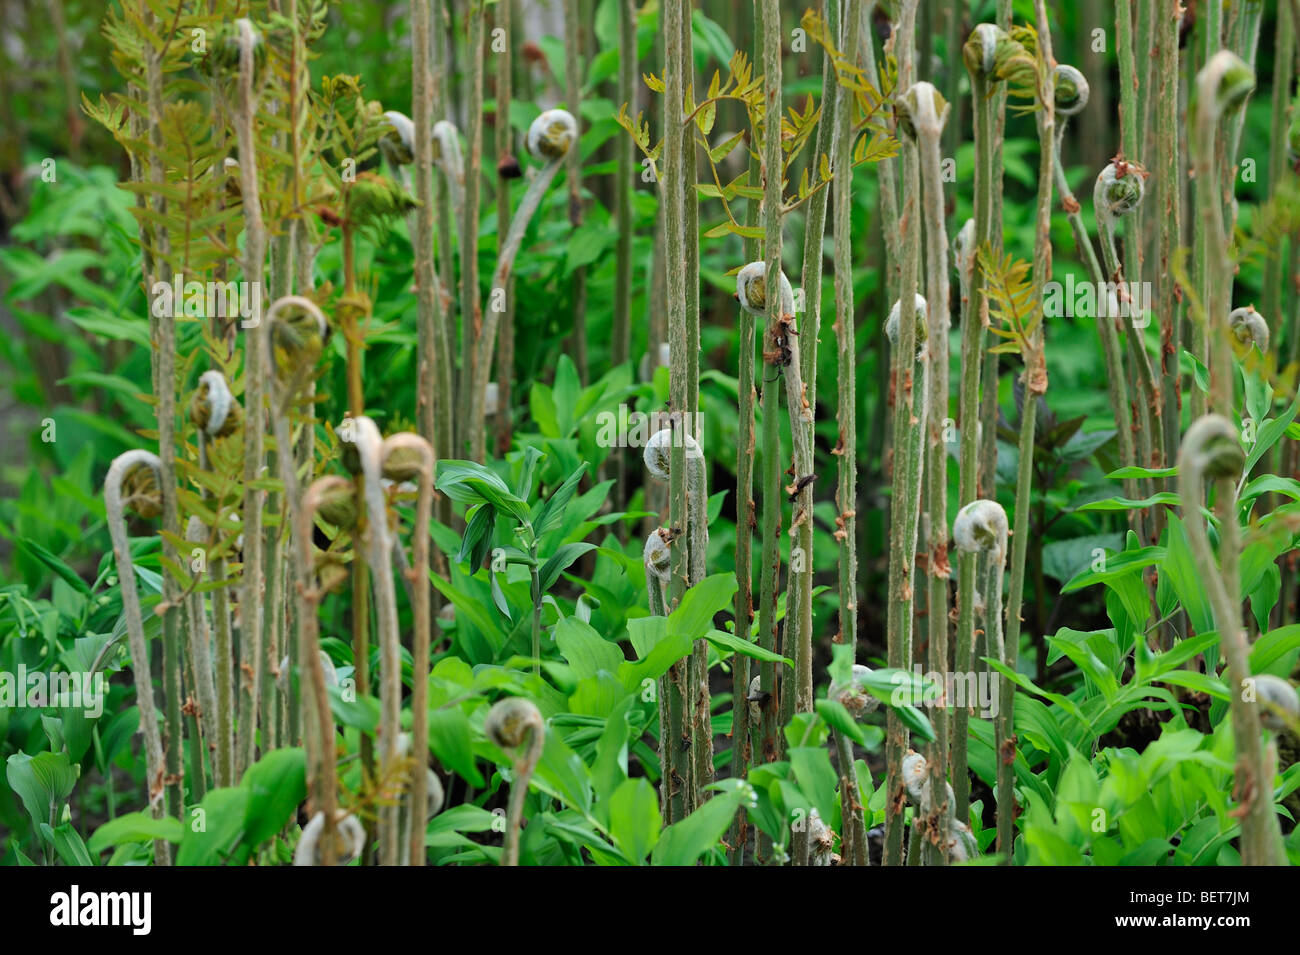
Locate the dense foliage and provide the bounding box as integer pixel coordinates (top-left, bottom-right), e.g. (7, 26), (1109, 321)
(1, 0), (1298, 867)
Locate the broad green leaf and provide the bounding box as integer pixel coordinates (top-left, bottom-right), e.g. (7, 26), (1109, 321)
(430, 707), (486, 786)
(652, 779), (748, 865)
(88, 811), (183, 854)
(6, 751), (78, 833)
(240, 748), (307, 847)
(608, 778), (660, 863)
(176, 787), (250, 866)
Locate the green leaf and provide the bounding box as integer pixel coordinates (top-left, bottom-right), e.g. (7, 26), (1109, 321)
(1251, 624), (1300, 676)
(436, 461), (532, 525)
(240, 748), (307, 847)
(788, 746), (839, 824)
(430, 707), (486, 786)
(704, 627), (792, 666)
(50, 822), (95, 867)
(667, 573), (738, 641)
(692, 11), (736, 68)
(535, 462), (589, 536)
(531, 726), (591, 815)
(1077, 492), (1180, 512)
(565, 222), (613, 275)
(88, 811), (183, 855)
(17, 538), (91, 595)
(608, 777), (661, 863)
(539, 542), (598, 592)
(816, 698), (879, 748)
(456, 503), (496, 566)
(554, 616), (624, 681)
(1244, 389), (1300, 477)
(5, 751), (78, 833)
(177, 787), (250, 866)
(652, 778), (748, 865)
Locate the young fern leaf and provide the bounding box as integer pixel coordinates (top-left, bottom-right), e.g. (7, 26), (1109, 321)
(978, 245), (1042, 358)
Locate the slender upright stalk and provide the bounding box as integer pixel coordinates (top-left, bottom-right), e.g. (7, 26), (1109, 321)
(381, 434), (434, 866)
(183, 516), (219, 767)
(999, 0), (1055, 862)
(728, 151), (763, 866)
(352, 417), (402, 865)
(755, 0), (787, 853)
(613, 0), (636, 377)
(1179, 416), (1285, 865)
(1194, 52), (1255, 417)
(799, 0), (839, 401)
(954, 499), (1008, 863)
(485, 698), (544, 866)
(298, 477), (349, 865)
(104, 451), (169, 863)
(905, 80), (953, 865)
(564, 0), (588, 383)
(459, 1), (486, 457)
(1053, 143), (1139, 503)
(677, 0), (710, 809)
(883, 2), (923, 864)
(831, 0), (866, 868)
(1096, 164), (1161, 491)
(662, 0), (692, 821)
(980, 0), (1013, 500)
(201, 420), (235, 788)
(414, 0), (446, 468)
(862, 2), (899, 303)
(233, 18), (267, 779)
(493, 0), (516, 458)
(1156, 0), (1185, 473)
(470, 113), (575, 460)
(953, 22), (1002, 825)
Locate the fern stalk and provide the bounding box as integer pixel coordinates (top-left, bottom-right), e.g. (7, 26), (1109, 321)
(233, 18), (268, 781)
(832, 0), (866, 868)
(883, 0), (923, 870)
(906, 80), (953, 866)
(1000, 0), (1055, 862)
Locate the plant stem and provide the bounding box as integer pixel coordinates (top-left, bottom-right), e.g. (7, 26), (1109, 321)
(980, 0), (1013, 501)
(678, 0), (710, 811)
(912, 81), (952, 867)
(564, 0), (589, 384)
(1179, 417), (1285, 865)
(460, 0), (486, 459)
(999, 0), (1055, 862)
(354, 418), (402, 866)
(755, 0), (786, 851)
(662, 0), (692, 822)
(470, 159), (566, 457)
(1052, 152), (1138, 503)
(494, 0), (515, 459)
(954, 31), (997, 826)
(728, 149), (762, 866)
(884, 0), (923, 869)
(799, 0), (838, 402)
(1157, 0), (1185, 482)
(382, 435), (434, 866)
(414, 0), (447, 470)
(299, 477), (349, 865)
(105, 451), (169, 863)
(832, 0), (866, 868)
(233, 18), (267, 781)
